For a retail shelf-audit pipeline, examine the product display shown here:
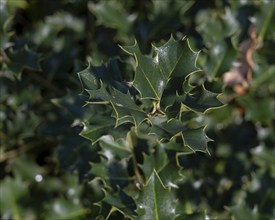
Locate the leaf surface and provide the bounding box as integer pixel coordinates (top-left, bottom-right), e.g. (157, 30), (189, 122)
(121, 36), (199, 100)
(136, 170), (177, 220)
(180, 84), (223, 112)
(6, 46), (41, 78)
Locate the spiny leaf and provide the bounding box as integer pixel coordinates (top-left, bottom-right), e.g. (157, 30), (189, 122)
(86, 85), (146, 126)
(136, 170), (178, 220)
(179, 84), (223, 113)
(148, 119), (211, 153)
(78, 63), (100, 90)
(149, 118), (186, 141)
(78, 60), (127, 92)
(78, 38), (221, 153)
(91, 158), (130, 191)
(80, 115), (131, 143)
(79, 116), (116, 143)
(121, 36), (199, 101)
(182, 127), (212, 152)
(78, 59), (146, 127)
(141, 144), (184, 188)
(102, 188), (137, 217)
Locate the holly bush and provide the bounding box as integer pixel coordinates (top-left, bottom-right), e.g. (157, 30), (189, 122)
(1, 0), (274, 220)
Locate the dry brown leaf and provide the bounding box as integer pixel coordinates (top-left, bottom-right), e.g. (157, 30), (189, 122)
(223, 25), (257, 95)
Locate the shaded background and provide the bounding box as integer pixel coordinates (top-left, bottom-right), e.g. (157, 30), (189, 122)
(1, 0), (274, 219)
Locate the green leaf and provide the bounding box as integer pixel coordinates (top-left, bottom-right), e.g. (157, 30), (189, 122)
(78, 59), (129, 92)
(99, 136), (132, 160)
(86, 86), (146, 126)
(78, 37), (220, 156)
(102, 188), (137, 217)
(226, 204), (259, 220)
(88, 1), (135, 37)
(78, 63), (100, 90)
(148, 118), (211, 152)
(195, 8), (238, 78)
(91, 158), (131, 190)
(6, 45), (41, 78)
(136, 170), (178, 220)
(180, 84), (223, 113)
(44, 197), (87, 220)
(121, 36), (199, 101)
(141, 144), (184, 188)
(182, 127), (212, 152)
(141, 144), (169, 181)
(238, 95), (275, 124)
(78, 59), (146, 127)
(0, 177), (27, 219)
(80, 116), (116, 143)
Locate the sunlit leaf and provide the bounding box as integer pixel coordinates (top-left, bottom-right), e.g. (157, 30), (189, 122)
(121, 36), (199, 101)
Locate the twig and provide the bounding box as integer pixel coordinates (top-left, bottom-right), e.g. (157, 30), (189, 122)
(0, 141), (35, 162)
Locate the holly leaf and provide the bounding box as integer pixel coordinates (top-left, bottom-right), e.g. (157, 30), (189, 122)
(6, 45), (41, 78)
(140, 144), (169, 181)
(91, 157), (131, 191)
(141, 144), (184, 188)
(182, 127), (212, 152)
(179, 84), (223, 113)
(78, 60), (146, 127)
(102, 188), (137, 217)
(136, 170), (178, 220)
(80, 116), (116, 143)
(99, 136), (132, 160)
(121, 36), (199, 101)
(88, 1), (136, 41)
(86, 86), (146, 126)
(151, 120), (211, 152)
(78, 38), (220, 153)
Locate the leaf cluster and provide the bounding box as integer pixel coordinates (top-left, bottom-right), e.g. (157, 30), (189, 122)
(1, 0), (274, 219)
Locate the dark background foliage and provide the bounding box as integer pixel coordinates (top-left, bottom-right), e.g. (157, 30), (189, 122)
(1, 0), (274, 219)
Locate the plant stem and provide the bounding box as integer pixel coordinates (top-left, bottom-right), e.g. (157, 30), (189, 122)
(127, 131), (144, 188)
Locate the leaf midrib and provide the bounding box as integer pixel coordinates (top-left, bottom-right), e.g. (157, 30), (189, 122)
(153, 174), (159, 220)
(138, 64), (160, 100)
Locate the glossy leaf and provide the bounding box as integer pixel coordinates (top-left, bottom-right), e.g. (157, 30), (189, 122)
(78, 37), (219, 154)
(136, 170), (178, 220)
(80, 116), (116, 143)
(91, 158), (130, 190)
(121, 36), (199, 101)
(99, 136), (132, 160)
(182, 127), (212, 152)
(86, 86), (146, 126)
(179, 84), (223, 113)
(102, 188), (137, 217)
